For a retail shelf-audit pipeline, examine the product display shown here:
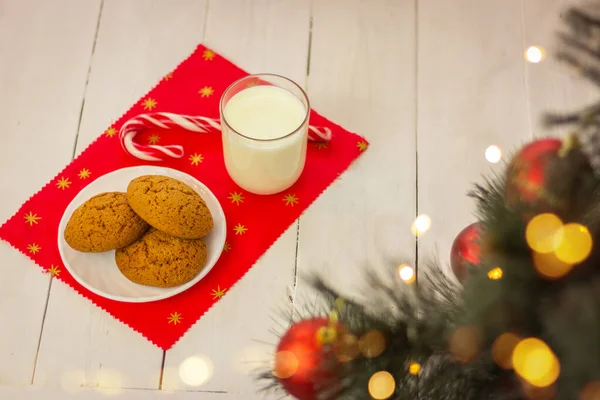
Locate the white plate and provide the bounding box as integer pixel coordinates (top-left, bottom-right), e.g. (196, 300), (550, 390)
(57, 166), (227, 303)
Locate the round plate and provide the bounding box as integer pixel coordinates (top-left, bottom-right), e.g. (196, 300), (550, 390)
(57, 166), (226, 303)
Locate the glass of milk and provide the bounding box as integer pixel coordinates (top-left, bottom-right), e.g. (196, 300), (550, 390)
(220, 74), (310, 195)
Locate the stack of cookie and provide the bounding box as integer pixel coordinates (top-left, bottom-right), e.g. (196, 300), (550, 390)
(64, 175), (214, 288)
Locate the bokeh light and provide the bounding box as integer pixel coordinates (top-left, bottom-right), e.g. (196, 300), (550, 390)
(492, 332), (521, 369)
(554, 223), (593, 264)
(359, 330), (386, 358)
(409, 362), (421, 375)
(449, 325), (481, 363)
(411, 214), (431, 236)
(398, 264), (415, 283)
(368, 371), (396, 400)
(488, 267), (503, 280)
(273, 351), (298, 379)
(485, 145), (503, 163)
(179, 355), (214, 387)
(525, 213), (563, 253)
(60, 370), (86, 394)
(525, 46), (545, 63)
(95, 369), (124, 396)
(335, 333), (360, 363)
(533, 251), (574, 279)
(512, 338), (560, 387)
(580, 380), (600, 400)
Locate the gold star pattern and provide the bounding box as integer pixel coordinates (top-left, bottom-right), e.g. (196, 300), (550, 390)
(357, 140), (368, 151)
(211, 285), (227, 300)
(234, 223), (248, 235)
(203, 49), (216, 61)
(223, 241), (231, 252)
(315, 142), (328, 150)
(283, 194), (299, 206)
(56, 177), (71, 190)
(48, 265), (61, 277)
(27, 243), (41, 254)
(189, 153), (204, 166)
(142, 97), (157, 111)
(164, 72), (173, 81)
(199, 86), (214, 98)
(78, 168), (91, 179)
(24, 212), (41, 226)
(148, 134), (160, 144)
(168, 312), (182, 325)
(228, 192), (244, 205)
(104, 127), (117, 137)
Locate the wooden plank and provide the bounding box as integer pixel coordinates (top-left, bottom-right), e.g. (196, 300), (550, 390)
(295, 0), (417, 309)
(522, 0), (599, 139)
(33, 0), (207, 390)
(162, 0), (310, 396)
(0, 385), (235, 400)
(417, 0), (532, 282)
(0, 0), (100, 385)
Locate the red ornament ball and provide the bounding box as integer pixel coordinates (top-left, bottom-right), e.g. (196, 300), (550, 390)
(274, 317), (336, 400)
(505, 137), (563, 207)
(450, 222), (482, 283)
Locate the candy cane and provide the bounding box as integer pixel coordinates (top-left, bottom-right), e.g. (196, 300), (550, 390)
(118, 112), (332, 161)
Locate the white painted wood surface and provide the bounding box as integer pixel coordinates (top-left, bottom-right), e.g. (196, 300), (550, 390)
(0, 0), (595, 398)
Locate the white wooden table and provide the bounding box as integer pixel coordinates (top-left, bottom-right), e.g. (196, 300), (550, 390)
(0, 0), (595, 398)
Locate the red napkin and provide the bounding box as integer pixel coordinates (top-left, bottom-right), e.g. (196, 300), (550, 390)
(0, 44), (368, 350)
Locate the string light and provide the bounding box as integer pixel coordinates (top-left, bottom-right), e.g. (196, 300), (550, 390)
(273, 351), (298, 379)
(179, 355), (214, 387)
(409, 362), (421, 375)
(398, 264), (415, 283)
(554, 223), (593, 264)
(411, 214), (431, 236)
(525, 213), (563, 253)
(449, 325), (481, 363)
(368, 371), (396, 399)
(533, 251), (573, 279)
(492, 332), (520, 369)
(525, 46), (545, 63)
(359, 330), (386, 358)
(512, 338), (560, 387)
(487, 267), (503, 280)
(485, 145), (502, 163)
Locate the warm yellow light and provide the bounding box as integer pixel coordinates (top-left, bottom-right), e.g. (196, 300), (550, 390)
(533, 251), (573, 279)
(335, 333), (360, 363)
(368, 371), (396, 399)
(273, 351), (298, 379)
(409, 362), (421, 375)
(398, 264), (415, 283)
(179, 356), (214, 387)
(512, 338), (560, 387)
(411, 214), (431, 236)
(525, 213), (563, 253)
(525, 46), (545, 63)
(449, 325), (481, 363)
(492, 332), (520, 369)
(554, 223), (593, 264)
(580, 380), (600, 400)
(487, 267), (503, 280)
(359, 330), (386, 358)
(485, 145), (502, 163)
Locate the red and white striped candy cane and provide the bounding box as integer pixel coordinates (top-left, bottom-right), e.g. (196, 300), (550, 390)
(118, 112), (332, 162)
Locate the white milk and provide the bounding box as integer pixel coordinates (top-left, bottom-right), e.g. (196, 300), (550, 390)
(222, 85), (308, 195)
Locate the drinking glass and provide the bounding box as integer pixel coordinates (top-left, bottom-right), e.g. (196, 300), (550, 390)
(220, 74), (310, 195)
